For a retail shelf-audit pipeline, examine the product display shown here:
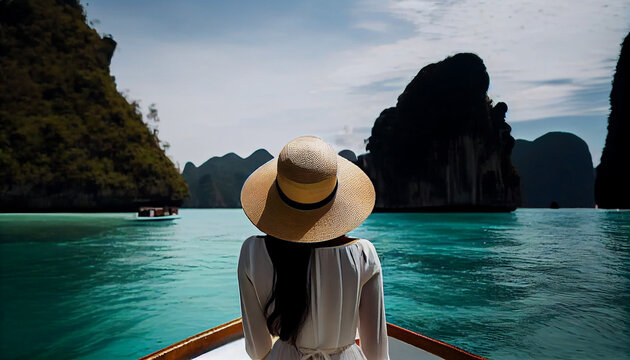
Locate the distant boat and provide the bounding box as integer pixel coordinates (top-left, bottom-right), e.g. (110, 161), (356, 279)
(129, 207), (181, 221)
(139, 318), (487, 360)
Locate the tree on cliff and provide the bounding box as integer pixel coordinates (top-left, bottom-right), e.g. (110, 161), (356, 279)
(595, 32), (630, 209)
(359, 53), (520, 211)
(0, 0), (188, 211)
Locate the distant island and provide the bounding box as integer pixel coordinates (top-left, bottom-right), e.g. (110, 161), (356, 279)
(182, 149), (361, 208)
(182, 150), (273, 208)
(0, 0), (188, 211)
(512, 132), (594, 208)
(181, 53), (611, 211)
(358, 53), (521, 212)
(595, 32), (630, 209)
(182, 130), (600, 210)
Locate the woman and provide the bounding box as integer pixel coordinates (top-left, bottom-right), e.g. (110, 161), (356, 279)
(238, 136), (389, 360)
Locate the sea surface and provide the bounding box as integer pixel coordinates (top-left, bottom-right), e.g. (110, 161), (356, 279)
(0, 209), (628, 359)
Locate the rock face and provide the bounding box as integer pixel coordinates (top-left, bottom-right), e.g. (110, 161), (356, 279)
(338, 150), (358, 163)
(512, 132), (595, 208)
(595, 32), (630, 209)
(0, 0), (188, 211)
(182, 149), (273, 208)
(358, 53), (520, 211)
(182, 149), (362, 208)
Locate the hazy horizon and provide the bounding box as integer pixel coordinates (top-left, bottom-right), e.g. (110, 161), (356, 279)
(83, 0), (629, 167)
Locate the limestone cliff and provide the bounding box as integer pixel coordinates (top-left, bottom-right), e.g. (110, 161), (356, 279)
(595, 32), (630, 209)
(358, 53), (520, 211)
(0, 0), (188, 211)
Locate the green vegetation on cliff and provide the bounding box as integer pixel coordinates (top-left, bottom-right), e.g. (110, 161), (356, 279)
(0, 0), (188, 211)
(182, 149), (273, 208)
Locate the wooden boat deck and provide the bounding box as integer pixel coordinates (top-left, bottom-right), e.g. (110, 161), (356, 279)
(191, 337), (445, 360)
(140, 318), (487, 360)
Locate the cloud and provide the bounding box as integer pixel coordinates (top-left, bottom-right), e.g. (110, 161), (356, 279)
(85, 0), (630, 167)
(349, 77), (406, 94)
(353, 21), (391, 33)
(326, 126), (372, 155)
(329, 0), (628, 123)
(530, 78), (574, 86)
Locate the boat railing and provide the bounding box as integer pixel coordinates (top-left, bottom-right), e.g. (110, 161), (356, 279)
(138, 318), (488, 360)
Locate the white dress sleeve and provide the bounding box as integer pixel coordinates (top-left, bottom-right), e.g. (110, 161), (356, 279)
(238, 238), (272, 359)
(358, 244), (390, 360)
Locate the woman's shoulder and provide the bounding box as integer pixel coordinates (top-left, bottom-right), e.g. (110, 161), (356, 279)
(340, 239), (382, 280)
(239, 235), (266, 257)
(353, 238), (378, 254)
(317, 238), (380, 263)
(242, 235), (264, 246)
(238, 236), (268, 275)
(241, 235), (377, 257)
(354, 238), (375, 247)
(353, 239), (382, 269)
(312, 237), (376, 253)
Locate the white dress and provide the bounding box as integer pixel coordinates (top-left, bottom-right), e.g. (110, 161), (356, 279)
(237, 236), (389, 360)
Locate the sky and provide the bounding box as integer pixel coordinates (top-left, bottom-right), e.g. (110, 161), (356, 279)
(83, 0), (630, 168)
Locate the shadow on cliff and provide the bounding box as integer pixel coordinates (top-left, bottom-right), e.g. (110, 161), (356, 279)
(357, 53), (521, 212)
(595, 32), (630, 209)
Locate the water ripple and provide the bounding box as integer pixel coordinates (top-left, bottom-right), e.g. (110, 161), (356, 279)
(0, 209), (628, 359)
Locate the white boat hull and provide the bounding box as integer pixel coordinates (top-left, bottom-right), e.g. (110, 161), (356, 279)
(129, 215), (181, 221)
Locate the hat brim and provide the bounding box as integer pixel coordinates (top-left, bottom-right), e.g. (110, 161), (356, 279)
(240, 156), (375, 243)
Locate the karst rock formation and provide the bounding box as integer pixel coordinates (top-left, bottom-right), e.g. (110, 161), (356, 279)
(0, 0), (188, 211)
(595, 32), (630, 209)
(512, 132), (594, 208)
(358, 53), (521, 211)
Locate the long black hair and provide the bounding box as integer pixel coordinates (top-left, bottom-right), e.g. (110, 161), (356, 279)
(263, 235), (313, 344)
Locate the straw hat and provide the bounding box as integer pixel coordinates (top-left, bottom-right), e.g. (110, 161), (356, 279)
(241, 136), (375, 243)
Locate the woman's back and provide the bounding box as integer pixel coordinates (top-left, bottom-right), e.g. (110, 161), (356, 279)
(238, 236), (389, 360)
(238, 136), (387, 359)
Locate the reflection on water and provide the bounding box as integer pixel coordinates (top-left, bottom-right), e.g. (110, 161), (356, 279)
(0, 209), (628, 359)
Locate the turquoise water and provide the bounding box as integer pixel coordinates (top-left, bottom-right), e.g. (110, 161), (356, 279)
(0, 209), (628, 359)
